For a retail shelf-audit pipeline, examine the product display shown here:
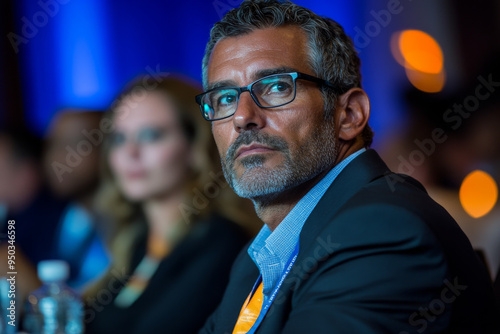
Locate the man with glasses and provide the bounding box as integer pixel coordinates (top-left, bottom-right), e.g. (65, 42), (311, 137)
(196, 1), (498, 333)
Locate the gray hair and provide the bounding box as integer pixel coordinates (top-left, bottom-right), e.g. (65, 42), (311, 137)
(202, 0), (373, 146)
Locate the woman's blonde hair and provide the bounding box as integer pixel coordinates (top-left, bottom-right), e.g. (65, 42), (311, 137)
(84, 75), (258, 299)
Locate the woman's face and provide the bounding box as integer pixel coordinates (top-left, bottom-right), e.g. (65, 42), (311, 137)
(109, 92), (191, 201)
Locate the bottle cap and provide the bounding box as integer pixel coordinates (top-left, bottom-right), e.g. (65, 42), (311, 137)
(37, 260), (70, 282)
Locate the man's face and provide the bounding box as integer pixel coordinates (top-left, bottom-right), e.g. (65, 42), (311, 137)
(207, 26), (338, 202)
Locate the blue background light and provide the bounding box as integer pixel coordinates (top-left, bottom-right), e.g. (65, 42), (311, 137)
(14, 0), (401, 146)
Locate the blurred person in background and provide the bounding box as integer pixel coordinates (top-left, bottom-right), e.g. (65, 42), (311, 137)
(43, 109), (110, 290)
(0, 127), (65, 303)
(84, 75), (254, 334)
(382, 58), (500, 283)
(428, 90), (500, 282)
(0, 128), (44, 223)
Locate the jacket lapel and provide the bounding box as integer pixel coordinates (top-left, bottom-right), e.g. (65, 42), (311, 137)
(258, 150), (392, 331)
(296, 149), (391, 270)
(224, 150), (392, 333)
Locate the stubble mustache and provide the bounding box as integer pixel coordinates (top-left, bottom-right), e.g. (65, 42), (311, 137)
(224, 130), (290, 169)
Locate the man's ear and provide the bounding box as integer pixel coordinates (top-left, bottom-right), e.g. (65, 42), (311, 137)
(335, 88), (370, 141)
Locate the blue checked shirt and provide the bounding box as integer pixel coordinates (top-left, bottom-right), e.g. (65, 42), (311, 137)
(248, 149), (366, 295)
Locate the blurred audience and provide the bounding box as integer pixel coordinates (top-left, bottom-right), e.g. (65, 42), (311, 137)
(381, 57), (500, 281)
(84, 75), (255, 334)
(0, 127), (65, 303)
(43, 109), (110, 290)
(0, 128), (43, 220)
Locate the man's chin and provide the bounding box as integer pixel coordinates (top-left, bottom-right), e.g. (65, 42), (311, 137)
(232, 183), (281, 202)
(230, 167), (288, 200)
(236, 162), (283, 189)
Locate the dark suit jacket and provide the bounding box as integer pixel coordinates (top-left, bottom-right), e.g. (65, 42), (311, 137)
(200, 150), (499, 334)
(5, 186), (66, 264)
(85, 214), (249, 334)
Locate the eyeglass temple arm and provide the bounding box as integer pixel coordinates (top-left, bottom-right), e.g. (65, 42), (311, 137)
(296, 72), (348, 94)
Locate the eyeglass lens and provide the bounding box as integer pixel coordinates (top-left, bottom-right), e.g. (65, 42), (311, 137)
(202, 74), (296, 120)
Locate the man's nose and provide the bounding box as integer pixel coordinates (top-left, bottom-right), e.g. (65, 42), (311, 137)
(232, 92), (266, 132)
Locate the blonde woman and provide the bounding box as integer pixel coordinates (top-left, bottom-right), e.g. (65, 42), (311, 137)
(84, 75), (255, 334)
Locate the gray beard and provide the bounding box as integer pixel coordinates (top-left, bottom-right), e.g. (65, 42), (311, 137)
(221, 122), (337, 207)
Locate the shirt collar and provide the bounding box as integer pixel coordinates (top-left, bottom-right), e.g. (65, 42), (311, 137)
(248, 148), (366, 294)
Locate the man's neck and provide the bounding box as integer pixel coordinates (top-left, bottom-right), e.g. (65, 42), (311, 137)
(253, 141), (365, 231)
(252, 166), (332, 231)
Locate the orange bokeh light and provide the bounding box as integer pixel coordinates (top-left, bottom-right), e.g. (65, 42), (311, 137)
(391, 30), (446, 93)
(398, 30), (443, 74)
(459, 170), (498, 218)
(405, 67), (446, 93)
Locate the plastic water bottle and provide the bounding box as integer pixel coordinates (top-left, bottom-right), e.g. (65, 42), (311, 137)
(23, 260), (83, 334)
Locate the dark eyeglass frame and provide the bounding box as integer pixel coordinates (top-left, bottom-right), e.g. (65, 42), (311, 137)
(195, 72), (341, 121)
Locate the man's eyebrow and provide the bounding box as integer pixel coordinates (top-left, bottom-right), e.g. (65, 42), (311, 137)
(254, 66), (299, 80)
(206, 66), (300, 91)
(206, 80), (238, 91)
